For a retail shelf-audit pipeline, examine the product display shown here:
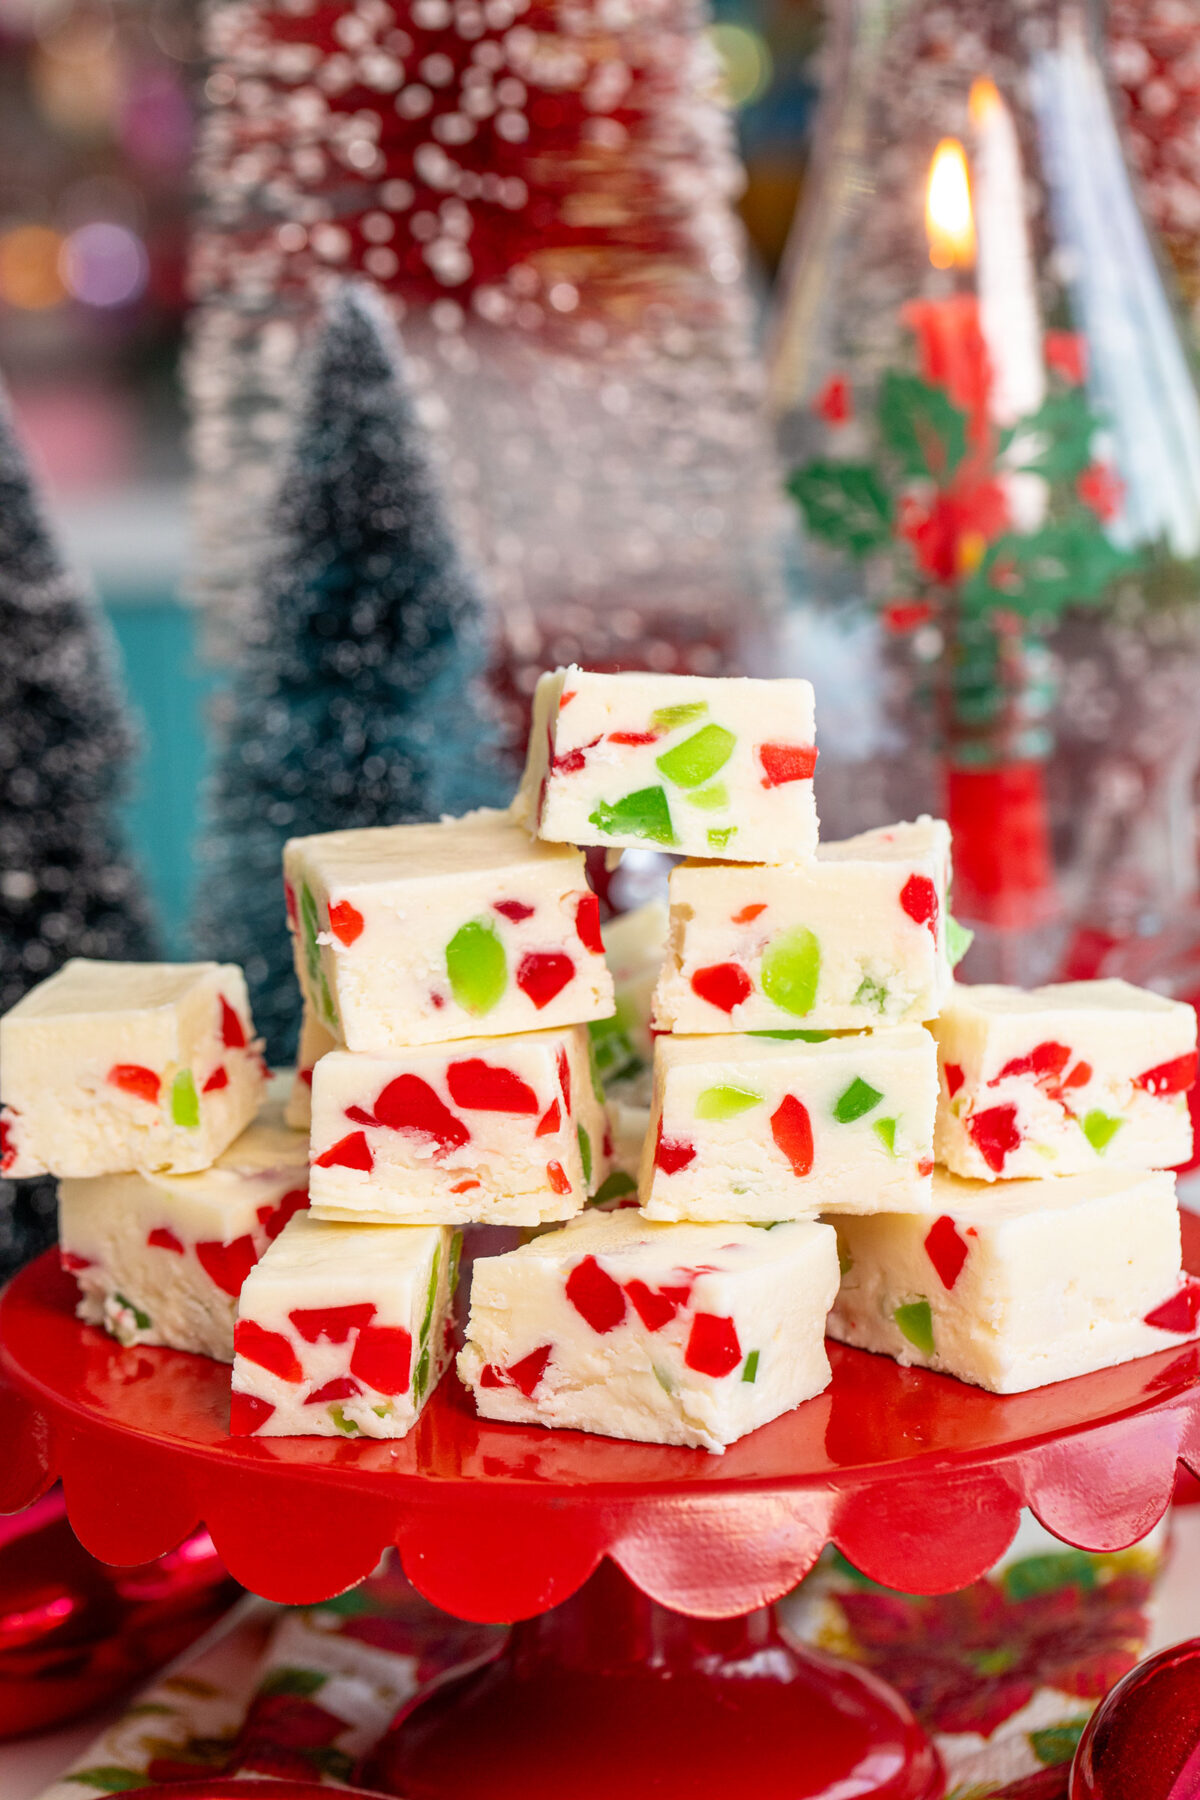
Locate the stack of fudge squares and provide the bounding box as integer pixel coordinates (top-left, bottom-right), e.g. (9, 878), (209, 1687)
(3, 664), (1200, 1460)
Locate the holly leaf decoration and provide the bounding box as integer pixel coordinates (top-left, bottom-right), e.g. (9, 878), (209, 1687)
(787, 459), (892, 555)
(1007, 389), (1097, 481)
(879, 369), (968, 481)
(961, 522), (1135, 621)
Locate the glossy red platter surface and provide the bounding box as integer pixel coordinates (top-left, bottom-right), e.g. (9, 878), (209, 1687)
(4, 1222), (1200, 1621)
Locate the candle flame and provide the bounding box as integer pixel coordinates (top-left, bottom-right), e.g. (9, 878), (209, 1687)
(926, 137), (976, 270)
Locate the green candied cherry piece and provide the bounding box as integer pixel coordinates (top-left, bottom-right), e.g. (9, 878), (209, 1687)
(873, 1117), (898, 1155)
(833, 1078), (883, 1124)
(741, 1350), (760, 1384)
(749, 1028), (832, 1042)
(300, 882), (338, 1026)
(372, 1404), (392, 1419)
(171, 1069), (200, 1129)
(413, 1344), (431, 1403)
(590, 1170), (637, 1205)
(446, 918), (508, 1016)
(657, 724), (735, 790)
(589, 785), (677, 847)
(695, 1083), (764, 1121)
(577, 1122), (593, 1185)
(1082, 1110), (1123, 1152)
(946, 914), (974, 968)
(707, 827), (736, 850)
(448, 1230), (463, 1298)
(330, 1404), (360, 1435)
(588, 1015), (641, 1083)
(894, 1299), (934, 1356)
(653, 1363), (675, 1394)
(651, 700), (709, 732)
(761, 927), (821, 1017)
(115, 1292), (152, 1330)
(421, 1247), (441, 1340)
(685, 782), (729, 812)
(853, 973), (890, 1014)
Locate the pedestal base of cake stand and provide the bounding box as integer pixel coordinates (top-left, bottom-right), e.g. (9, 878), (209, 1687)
(363, 1561), (943, 1800)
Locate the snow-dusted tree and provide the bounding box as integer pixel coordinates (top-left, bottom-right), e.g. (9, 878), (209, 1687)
(192, 284), (506, 1062)
(0, 377), (157, 1275)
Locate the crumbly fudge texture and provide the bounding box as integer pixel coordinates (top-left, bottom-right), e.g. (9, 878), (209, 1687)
(514, 667), (819, 864)
(641, 1026), (936, 1222)
(827, 1167), (1199, 1393)
(653, 820), (953, 1034)
(230, 1213), (457, 1439)
(283, 809), (614, 1052)
(1, 959), (265, 1179)
(308, 1025), (609, 1226)
(932, 979), (1196, 1180)
(459, 1209), (839, 1452)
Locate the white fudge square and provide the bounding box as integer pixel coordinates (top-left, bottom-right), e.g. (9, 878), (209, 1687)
(827, 1168), (1200, 1394)
(283, 809), (614, 1053)
(458, 1209), (839, 1452)
(284, 1005), (337, 1132)
(0, 960), (266, 1179)
(588, 899), (668, 1093)
(59, 1100), (310, 1361)
(230, 1212), (456, 1439)
(640, 1027), (937, 1223)
(653, 819), (953, 1034)
(932, 979), (1196, 1180)
(307, 1025), (609, 1226)
(514, 667), (819, 863)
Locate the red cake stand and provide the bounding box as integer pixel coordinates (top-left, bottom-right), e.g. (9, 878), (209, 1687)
(5, 1221), (1200, 1800)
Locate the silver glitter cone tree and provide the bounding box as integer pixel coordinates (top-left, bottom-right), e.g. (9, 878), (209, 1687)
(192, 284), (506, 1063)
(0, 378), (157, 1275)
(188, 0), (783, 732)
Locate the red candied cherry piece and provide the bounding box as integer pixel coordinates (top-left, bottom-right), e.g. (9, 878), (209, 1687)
(230, 1392), (275, 1435)
(536, 1099), (562, 1137)
(299, 1067), (315, 1088)
(566, 1255), (627, 1333)
(450, 1178), (480, 1193)
(559, 689), (576, 708)
(350, 1324), (413, 1395)
(219, 996), (247, 1049)
(757, 742), (818, 788)
(918, 1157), (934, 1177)
(235, 1319), (304, 1382)
(203, 1066), (229, 1093)
(553, 734), (602, 775)
(517, 951), (575, 1010)
(995, 1041), (1071, 1084)
(305, 1377), (362, 1405)
(732, 903), (766, 924)
(197, 1236), (259, 1298)
(685, 1312), (742, 1377)
(481, 1344), (553, 1397)
(924, 1215), (969, 1290)
(494, 899), (535, 922)
(446, 1059), (539, 1114)
(1145, 1276), (1200, 1333)
(327, 898), (365, 946)
(289, 1302), (377, 1344)
(314, 1130), (374, 1172)
(283, 880), (298, 926)
(60, 1250), (91, 1271)
(625, 1278), (692, 1332)
(690, 962), (751, 1015)
(147, 1227), (184, 1254)
(1062, 1060), (1092, 1090)
(966, 1104), (1021, 1174)
(771, 1094), (814, 1177)
(0, 1117), (15, 1174)
(654, 1121), (696, 1175)
(557, 1046), (572, 1112)
(900, 873), (939, 937)
(107, 1063), (161, 1106)
(575, 891), (605, 955)
(608, 730), (659, 746)
(373, 1077), (470, 1152)
(546, 1160), (571, 1194)
(262, 1188), (309, 1241)
(1134, 1052), (1199, 1097)
(944, 1062), (965, 1097)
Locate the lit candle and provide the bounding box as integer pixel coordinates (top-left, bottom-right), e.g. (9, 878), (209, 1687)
(925, 138), (976, 272)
